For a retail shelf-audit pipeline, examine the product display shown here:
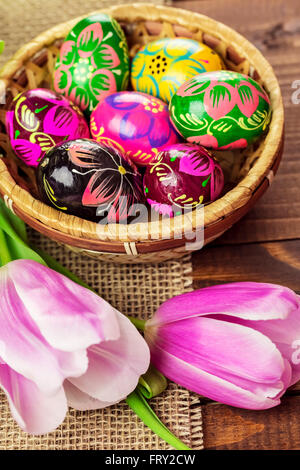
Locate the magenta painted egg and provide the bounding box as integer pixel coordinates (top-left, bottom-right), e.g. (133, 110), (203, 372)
(90, 91), (181, 166)
(143, 143), (224, 216)
(6, 88), (90, 167)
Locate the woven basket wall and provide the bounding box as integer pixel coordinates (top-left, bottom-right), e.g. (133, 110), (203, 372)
(0, 3), (284, 263)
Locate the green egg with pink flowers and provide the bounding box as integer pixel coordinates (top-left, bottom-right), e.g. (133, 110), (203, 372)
(169, 70), (271, 150)
(53, 13), (129, 118)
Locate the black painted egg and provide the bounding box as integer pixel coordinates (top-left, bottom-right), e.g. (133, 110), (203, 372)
(143, 143), (224, 217)
(36, 139), (144, 222)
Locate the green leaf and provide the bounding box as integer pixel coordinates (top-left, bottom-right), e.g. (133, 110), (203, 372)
(127, 316), (146, 331)
(126, 390), (190, 450)
(138, 365), (168, 399)
(0, 41), (4, 56)
(0, 200), (46, 267)
(0, 201), (27, 242)
(0, 230), (12, 265)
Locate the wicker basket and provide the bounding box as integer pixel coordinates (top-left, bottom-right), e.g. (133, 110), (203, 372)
(0, 3), (284, 263)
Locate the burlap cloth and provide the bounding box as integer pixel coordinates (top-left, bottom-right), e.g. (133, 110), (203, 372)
(0, 0), (203, 450)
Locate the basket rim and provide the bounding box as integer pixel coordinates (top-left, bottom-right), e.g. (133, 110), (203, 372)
(0, 2), (284, 251)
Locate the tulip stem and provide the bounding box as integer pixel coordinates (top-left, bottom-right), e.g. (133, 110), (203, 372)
(126, 389), (191, 450)
(127, 316), (146, 331)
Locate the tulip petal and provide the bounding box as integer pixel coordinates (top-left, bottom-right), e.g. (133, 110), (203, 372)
(0, 364), (67, 434)
(7, 260), (120, 350)
(0, 266), (89, 393)
(64, 380), (115, 410)
(231, 303), (300, 385)
(0, 260), (120, 394)
(146, 316), (289, 409)
(148, 282), (299, 327)
(149, 344), (287, 409)
(68, 310), (150, 405)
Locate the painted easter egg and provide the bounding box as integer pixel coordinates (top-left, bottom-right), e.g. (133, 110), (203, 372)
(37, 139), (144, 222)
(53, 14), (129, 118)
(90, 91), (181, 166)
(131, 38), (224, 103)
(143, 143), (224, 217)
(5, 88), (90, 168)
(170, 71), (271, 150)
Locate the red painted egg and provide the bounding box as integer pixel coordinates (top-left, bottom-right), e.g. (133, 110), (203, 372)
(143, 143), (224, 216)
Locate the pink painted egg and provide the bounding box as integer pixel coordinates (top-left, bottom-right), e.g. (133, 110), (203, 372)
(6, 88), (90, 167)
(90, 91), (181, 166)
(143, 143), (224, 217)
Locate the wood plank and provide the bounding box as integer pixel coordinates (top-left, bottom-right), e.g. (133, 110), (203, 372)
(193, 239), (300, 292)
(172, 0), (298, 31)
(218, 152), (300, 244)
(172, 0), (300, 244)
(200, 395), (300, 449)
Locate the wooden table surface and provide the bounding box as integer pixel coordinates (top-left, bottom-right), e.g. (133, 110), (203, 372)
(169, 0), (300, 450)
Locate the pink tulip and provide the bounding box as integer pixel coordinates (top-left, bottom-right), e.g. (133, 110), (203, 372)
(145, 282), (300, 410)
(0, 259), (150, 434)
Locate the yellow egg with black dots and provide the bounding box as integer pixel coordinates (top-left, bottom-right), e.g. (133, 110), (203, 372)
(131, 37), (224, 103)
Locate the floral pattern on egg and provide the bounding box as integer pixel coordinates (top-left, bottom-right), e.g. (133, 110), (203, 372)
(37, 139), (144, 223)
(54, 14), (129, 118)
(90, 91), (181, 166)
(131, 38), (224, 103)
(144, 143), (224, 217)
(170, 71), (271, 150)
(5, 88), (90, 167)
